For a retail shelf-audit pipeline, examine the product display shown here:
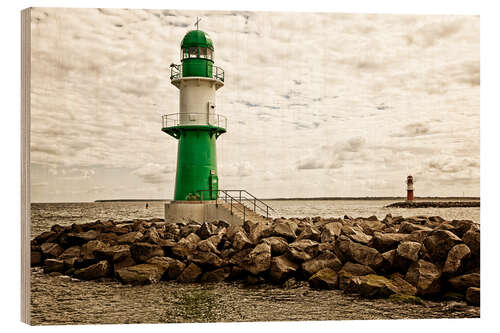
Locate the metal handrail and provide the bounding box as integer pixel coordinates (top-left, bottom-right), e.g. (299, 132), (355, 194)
(197, 189), (275, 219)
(161, 113), (227, 129)
(170, 63), (224, 82)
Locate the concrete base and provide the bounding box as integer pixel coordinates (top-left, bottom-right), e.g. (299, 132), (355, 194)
(164, 200), (243, 225)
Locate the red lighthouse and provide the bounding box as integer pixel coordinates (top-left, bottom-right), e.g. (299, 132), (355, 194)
(406, 175), (414, 201)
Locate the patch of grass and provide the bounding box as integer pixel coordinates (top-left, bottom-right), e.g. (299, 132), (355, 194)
(389, 293), (426, 306)
(171, 288), (220, 322)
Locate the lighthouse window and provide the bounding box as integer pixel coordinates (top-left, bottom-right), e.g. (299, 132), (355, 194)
(182, 48), (189, 59)
(189, 47), (198, 58)
(207, 49), (213, 60)
(199, 47), (207, 58)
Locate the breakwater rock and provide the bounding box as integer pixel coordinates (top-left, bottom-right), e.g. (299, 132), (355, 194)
(31, 214), (480, 306)
(386, 201), (480, 208)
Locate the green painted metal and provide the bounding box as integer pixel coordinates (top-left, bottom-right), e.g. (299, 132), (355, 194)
(170, 128), (219, 201)
(162, 29), (226, 201)
(182, 58), (213, 78)
(181, 30), (214, 50)
(180, 30), (215, 79)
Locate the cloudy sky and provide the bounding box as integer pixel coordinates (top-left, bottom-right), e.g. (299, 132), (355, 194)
(29, 8), (479, 202)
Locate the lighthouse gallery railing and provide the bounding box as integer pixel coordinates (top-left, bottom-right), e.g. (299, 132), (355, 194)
(162, 113), (227, 129)
(170, 63), (225, 82)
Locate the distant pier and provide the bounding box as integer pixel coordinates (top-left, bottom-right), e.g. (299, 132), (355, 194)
(386, 201), (480, 208)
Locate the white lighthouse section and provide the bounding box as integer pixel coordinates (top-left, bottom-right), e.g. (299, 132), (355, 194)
(173, 77), (224, 127)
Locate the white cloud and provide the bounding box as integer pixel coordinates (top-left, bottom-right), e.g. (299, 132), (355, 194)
(29, 8), (480, 200)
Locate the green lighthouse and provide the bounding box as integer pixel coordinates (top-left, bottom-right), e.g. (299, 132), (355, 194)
(162, 28), (226, 202)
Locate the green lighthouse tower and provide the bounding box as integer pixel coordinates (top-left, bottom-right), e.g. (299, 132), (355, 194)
(162, 28), (226, 202)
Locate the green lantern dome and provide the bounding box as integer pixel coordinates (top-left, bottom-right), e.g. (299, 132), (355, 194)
(181, 30), (214, 50)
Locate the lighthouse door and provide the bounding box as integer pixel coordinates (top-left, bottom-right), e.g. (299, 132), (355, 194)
(209, 174), (218, 200)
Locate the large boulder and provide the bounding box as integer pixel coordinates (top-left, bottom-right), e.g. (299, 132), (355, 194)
(200, 267), (231, 283)
(358, 219), (386, 235)
(197, 238), (220, 254)
(341, 225), (372, 244)
(43, 259), (66, 274)
(462, 225), (480, 255)
(320, 222), (342, 242)
(130, 242), (164, 263)
(262, 237), (289, 255)
(379, 249), (396, 273)
(191, 250), (224, 268)
(117, 231), (144, 244)
(176, 263), (203, 283)
(399, 222), (432, 234)
(58, 245), (81, 259)
(232, 230), (253, 251)
(423, 230), (461, 262)
(372, 232), (409, 252)
(270, 255), (299, 283)
(345, 274), (400, 298)
(74, 260), (110, 280)
(146, 256), (185, 280)
(80, 240), (107, 261)
(443, 244), (471, 276)
(34, 231), (58, 245)
(95, 244), (131, 262)
(394, 241), (422, 270)
(40, 242), (64, 258)
(143, 227), (161, 244)
(338, 262), (375, 290)
(63, 230), (99, 246)
(116, 263), (165, 285)
(389, 272), (417, 296)
(448, 273), (480, 291)
(197, 222), (216, 240)
(297, 224), (321, 242)
(272, 220), (298, 241)
(247, 221), (273, 243)
(337, 236), (383, 269)
(31, 251), (42, 266)
(241, 242), (272, 275)
(287, 239), (319, 262)
(405, 259), (442, 295)
(448, 220), (476, 238)
(302, 251), (343, 277)
(465, 287), (480, 306)
(308, 268), (338, 289)
(171, 233), (200, 259)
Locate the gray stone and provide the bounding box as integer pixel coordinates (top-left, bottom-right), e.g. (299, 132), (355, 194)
(241, 242), (271, 275)
(448, 273), (480, 291)
(302, 251), (343, 277)
(177, 263), (203, 283)
(40, 242), (64, 258)
(320, 222), (343, 242)
(116, 263), (165, 285)
(287, 239), (320, 262)
(200, 267), (231, 283)
(465, 287), (480, 306)
(262, 236), (289, 255)
(405, 259), (442, 295)
(117, 231), (144, 244)
(372, 232), (409, 252)
(443, 244), (471, 275)
(146, 256), (185, 280)
(74, 260), (110, 280)
(308, 268), (338, 289)
(270, 254), (299, 283)
(423, 230), (461, 262)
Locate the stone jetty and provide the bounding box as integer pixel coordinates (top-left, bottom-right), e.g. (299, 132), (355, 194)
(386, 201), (480, 208)
(31, 214), (480, 306)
